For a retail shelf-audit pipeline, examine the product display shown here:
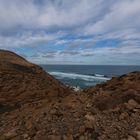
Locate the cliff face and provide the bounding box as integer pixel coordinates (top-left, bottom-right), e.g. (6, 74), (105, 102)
(0, 50), (140, 140)
(0, 50), (71, 106)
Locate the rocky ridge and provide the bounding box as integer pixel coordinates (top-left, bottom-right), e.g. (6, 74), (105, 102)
(0, 50), (140, 140)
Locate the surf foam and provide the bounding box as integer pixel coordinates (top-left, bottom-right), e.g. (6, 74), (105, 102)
(49, 71), (110, 81)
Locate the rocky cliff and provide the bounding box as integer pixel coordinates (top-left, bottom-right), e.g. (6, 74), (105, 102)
(0, 50), (140, 140)
(0, 50), (71, 106)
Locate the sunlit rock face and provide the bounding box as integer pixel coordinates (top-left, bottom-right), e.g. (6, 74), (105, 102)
(0, 49), (71, 105)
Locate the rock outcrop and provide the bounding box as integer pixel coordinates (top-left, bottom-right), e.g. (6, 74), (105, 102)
(0, 50), (140, 140)
(0, 50), (71, 106)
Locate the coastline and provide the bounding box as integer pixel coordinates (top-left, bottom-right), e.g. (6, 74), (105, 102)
(0, 50), (140, 140)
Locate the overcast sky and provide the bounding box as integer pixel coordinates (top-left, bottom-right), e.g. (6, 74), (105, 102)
(0, 0), (140, 65)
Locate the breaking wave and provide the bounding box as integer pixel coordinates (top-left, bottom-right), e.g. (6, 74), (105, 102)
(48, 71), (110, 81)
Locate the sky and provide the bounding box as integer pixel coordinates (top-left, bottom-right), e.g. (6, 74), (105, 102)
(0, 0), (140, 65)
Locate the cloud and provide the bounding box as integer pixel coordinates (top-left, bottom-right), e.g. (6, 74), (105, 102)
(84, 0), (140, 35)
(28, 44), (140, 65)
(0, 0), (38, 30)
(42, 51), (58, 58)
(93, 45), (140, 55)
(0, 0), (107, 30)
(0, 0), (140, 65)
(0, 31), (64, 48)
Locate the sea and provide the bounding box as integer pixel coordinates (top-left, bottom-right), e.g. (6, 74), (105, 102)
(41, 65), (140, 89)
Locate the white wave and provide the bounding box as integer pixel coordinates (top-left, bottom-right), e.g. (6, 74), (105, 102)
(48, 71), (110, 81)
(72, 86), (81, 91)
(95, 74), (105, 77)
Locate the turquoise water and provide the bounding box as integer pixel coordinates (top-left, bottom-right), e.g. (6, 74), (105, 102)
(41, 65), (140, 89)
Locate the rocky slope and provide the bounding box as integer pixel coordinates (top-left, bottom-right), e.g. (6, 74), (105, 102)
(0, 50), (71, 106)
(0, 50), (140, 140)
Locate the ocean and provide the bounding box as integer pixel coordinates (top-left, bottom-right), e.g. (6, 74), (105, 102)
(41, 65), (140, 89)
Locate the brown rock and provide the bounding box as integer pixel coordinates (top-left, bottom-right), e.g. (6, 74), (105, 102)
(86, 103), (92, 108)
(47, 135), (61, 140)
(126, 99), (139, 110)
(85, 113), (96, 128)
(4, 129), (17, 139)
(128, 135), (136, 140)
(79, 135), (85, 140)
(79, 126), (85, 133)
(0, 49), (70, 107)
(135, 131), (140, 140)
(119, 112), (129, 120)
(85, 114), (95, 122)
(26, 121), (33, 129)
(64, 134), (73, 140)
(23, 133), (29, 139)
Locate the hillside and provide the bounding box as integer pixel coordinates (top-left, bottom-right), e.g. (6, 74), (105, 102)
(0, 49), (71, 106)
(0, 50), (140, 140)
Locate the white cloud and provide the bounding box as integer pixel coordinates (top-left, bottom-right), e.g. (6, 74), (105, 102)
(0, 0), (107, 30)
(84, 0), (140, 35)
(28, 45), (140, 65)
(0, 31), (64, 48)
(0, 0), (38, 29)
(93, 45), (140, 55)
(0, 0), (140, 65)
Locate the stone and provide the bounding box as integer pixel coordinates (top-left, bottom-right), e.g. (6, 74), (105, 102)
(63, 135), (67, 140)
(84, 120), (93, 128)
(127, 135), (136, 140)
(23, 133), (29, 139)
(86, 103), (92, 108)
(50, 108), (57, 115)
(130, 131), (137, 138)
(79, 135), (84, 140)
(135, 131), (140, 140)
(47, 135), (61, 140)
(85, 114), (95, 128)
(26, 121), (33, 129)
(119, 112), (129, 120)
(85, 114), (95, 122)
(64, 134), (73, 140)
(4, 129), (17, 139)
(79, 126), (85, 133)
(126, 99), (139, 110)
